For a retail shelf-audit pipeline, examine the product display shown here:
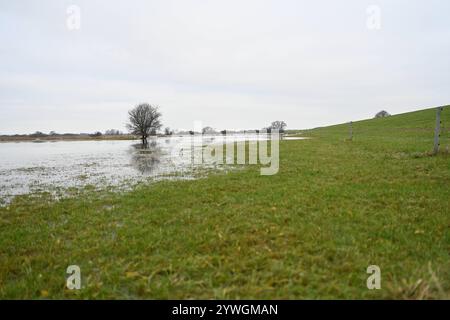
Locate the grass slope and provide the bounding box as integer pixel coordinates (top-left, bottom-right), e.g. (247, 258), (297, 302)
(0, 106), (449, 299)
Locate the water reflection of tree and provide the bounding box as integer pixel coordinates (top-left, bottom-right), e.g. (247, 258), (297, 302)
(129, 141), (163, 174)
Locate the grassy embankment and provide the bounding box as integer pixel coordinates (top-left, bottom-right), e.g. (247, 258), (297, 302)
(0, 106), (449, 299)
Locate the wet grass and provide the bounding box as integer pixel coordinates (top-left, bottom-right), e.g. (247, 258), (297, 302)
(0, 106), (449, 299)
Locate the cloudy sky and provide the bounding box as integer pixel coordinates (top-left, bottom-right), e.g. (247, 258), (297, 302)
(1, 0), (449, 134)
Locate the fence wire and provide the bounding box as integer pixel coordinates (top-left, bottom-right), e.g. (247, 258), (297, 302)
(442, 106), (449, 152)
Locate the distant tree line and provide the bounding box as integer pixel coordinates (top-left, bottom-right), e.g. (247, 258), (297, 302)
(26, 129), (125, 138)
(105, 129), (123, 135)
(175, 121), (288, 136)
(18, 114), (288, 143)
(125, 102), (290, 145)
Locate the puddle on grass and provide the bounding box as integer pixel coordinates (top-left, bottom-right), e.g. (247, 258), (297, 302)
(283, 136), (310, 140)
(0, 135), (307, 204)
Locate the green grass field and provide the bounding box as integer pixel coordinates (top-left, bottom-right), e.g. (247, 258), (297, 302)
(0, 106), (449, 299)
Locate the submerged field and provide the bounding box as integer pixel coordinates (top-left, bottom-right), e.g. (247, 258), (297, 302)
(0, 107), (449, 299)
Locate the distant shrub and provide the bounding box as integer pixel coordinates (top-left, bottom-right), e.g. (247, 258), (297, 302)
(90, 131), (103, 137)
(202, 126), (215, 135)
(375, 110), (391, 118)
(29, 131), (47, 138)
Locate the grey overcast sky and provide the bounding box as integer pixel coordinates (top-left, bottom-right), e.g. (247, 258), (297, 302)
(0, 0), (449, 134)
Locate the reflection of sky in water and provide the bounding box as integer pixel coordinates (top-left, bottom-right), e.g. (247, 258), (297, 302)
(0, 134), (291, 204)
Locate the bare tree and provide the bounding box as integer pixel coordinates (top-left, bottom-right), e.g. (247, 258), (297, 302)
(202, 126), (215, 134)
(164, 127), (173, 136)
(126, 103), (162, 144)
(269, 121), (287, 133)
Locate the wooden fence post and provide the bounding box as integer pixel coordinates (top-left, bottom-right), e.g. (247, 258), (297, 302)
(349, 121), (353, 141)
(433, 107), (443, 155)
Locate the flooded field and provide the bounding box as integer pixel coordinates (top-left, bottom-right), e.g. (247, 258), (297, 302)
(0, 135), (306, 204)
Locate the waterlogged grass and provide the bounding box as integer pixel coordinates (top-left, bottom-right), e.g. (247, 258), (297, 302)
(0, 107), (449, 299)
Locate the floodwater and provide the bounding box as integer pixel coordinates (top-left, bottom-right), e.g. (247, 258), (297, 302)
(0, 135), (306, 204)
(0, 136), (202, 204)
